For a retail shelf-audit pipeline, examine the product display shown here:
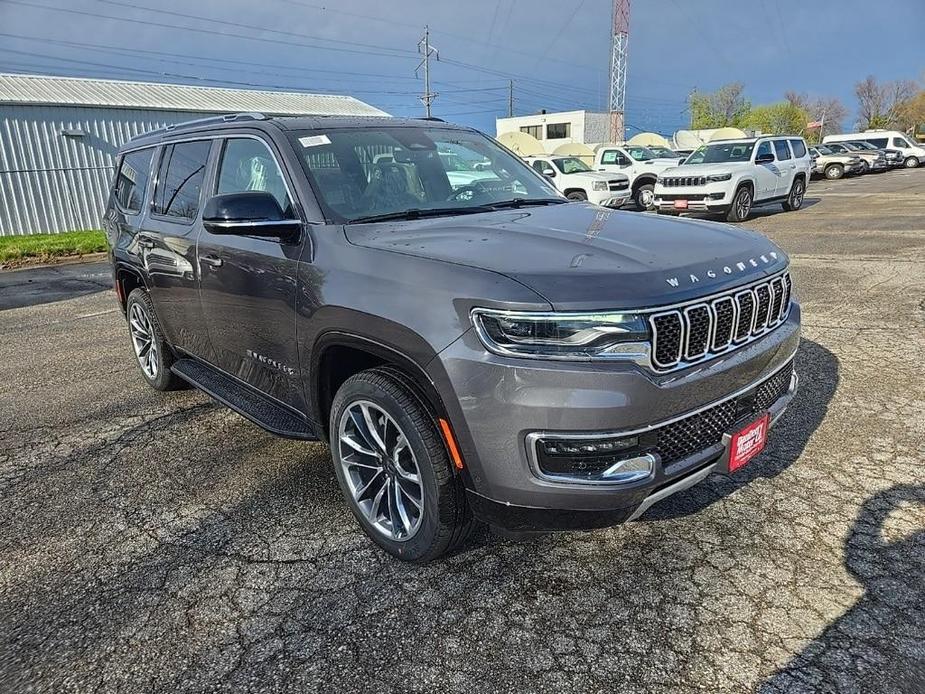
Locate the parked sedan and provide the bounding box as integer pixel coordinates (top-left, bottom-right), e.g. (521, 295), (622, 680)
(825, 142), (887, 173)
(848, 141), (904, 168)
(809, 145), (865, 179)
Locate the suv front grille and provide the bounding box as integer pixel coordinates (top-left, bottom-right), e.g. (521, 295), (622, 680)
(661, 176), (707, 187)
(649, 271), (793, 371)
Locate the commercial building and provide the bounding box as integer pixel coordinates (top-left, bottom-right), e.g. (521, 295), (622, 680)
(495, 110), (610, 149)
(0, 73), (387, 235)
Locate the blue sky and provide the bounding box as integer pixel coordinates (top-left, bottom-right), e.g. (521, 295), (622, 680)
(0, 0), (923, 136)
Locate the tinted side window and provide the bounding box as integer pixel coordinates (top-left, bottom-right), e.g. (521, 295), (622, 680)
(788, 139), (807, 158)
(755, 141), (774, 160)
(113, 148), (154, 214)
(866, 138), (888, 147)
(892, 137), (911, 148)
(773, 140), (792, 161)
(153, 141), (211, 220)
(216, 138), (293, 216)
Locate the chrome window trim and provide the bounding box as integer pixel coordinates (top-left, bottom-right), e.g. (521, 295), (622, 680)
(525, 351), (797, 487)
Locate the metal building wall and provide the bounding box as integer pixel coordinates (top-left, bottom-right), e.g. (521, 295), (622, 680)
(0, 105), (203, 236)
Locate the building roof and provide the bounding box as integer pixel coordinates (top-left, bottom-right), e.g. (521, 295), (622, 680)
(0, 73), (389, 117)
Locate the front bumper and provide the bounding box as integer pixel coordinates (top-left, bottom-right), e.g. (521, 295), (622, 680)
(431, 304), (801, 530)
(653, 183), (730, 213)
(590, 191), (630, 208)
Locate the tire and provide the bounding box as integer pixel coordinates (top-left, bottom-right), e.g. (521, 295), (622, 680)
(633, 183), (655, 211)
(859, 161), (870, 174)
(330, 367), (473, 562)
(824, 163), (844, 180)
(904, 156), (919, 168)
(725, 184), (753, 222)
(125, 288), (184, 391)
(566, 190), (588, 201)
(782, 178), (806, 212)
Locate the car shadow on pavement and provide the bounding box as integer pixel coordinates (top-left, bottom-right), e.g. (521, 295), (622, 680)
(638, 337), (839, 522)
(741, 197), (822, 221)
(758, 484), (925, 694)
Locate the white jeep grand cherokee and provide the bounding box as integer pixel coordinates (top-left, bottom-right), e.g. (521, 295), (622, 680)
(654, 136), (813, 222)
(524, 155), (630, 208)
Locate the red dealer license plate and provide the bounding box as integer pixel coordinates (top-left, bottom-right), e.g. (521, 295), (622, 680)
(728, 413), (770, 472)
(673, 199), (689, 209)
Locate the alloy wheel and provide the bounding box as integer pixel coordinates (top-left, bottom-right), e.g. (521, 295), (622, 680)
(337, 400), (424, 541)
(129, 302), (158, 379)
(735, 189), (751, 219)
(791, 181), (805, 208)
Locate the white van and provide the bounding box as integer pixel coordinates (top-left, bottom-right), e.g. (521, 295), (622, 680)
(823, 130), (924, 168)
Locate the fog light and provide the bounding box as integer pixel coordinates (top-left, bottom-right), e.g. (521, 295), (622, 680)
(534, 434), (655, 483)
(543, 436), (637, 456)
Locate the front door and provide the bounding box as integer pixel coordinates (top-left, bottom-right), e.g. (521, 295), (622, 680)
(752, 140), (779, 200)
(197, 135), (306, 410)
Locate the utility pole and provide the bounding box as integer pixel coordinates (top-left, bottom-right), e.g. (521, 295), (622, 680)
(508, 79), (514, 118)
(416, 26), (439, 118)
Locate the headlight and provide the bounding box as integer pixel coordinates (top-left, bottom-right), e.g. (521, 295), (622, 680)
(707, 173), (732, 182)
(592, 180), (609, 191)
(471, 309), (650, 360)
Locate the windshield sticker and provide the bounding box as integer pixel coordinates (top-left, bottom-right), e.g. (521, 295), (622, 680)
(299, 134), (331, 148)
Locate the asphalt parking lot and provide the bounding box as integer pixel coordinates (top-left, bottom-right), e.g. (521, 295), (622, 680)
(2, 169), (924, 693)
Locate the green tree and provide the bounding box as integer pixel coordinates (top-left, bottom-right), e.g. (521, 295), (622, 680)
(688, 82), (751, 129)
(740, 102), (809, 136)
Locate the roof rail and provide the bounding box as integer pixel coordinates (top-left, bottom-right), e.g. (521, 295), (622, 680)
(129, 112), (269, 143)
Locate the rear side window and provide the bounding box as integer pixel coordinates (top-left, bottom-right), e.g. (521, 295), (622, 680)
(773, 140), (792, 161)
(867, 138), (888, 147)
(153, 140), (211, 221)
(788, 139), (807, 158)
(113, 148), (154, 214)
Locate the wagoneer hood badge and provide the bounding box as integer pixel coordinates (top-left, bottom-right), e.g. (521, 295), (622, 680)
(665, 252), (781, 287)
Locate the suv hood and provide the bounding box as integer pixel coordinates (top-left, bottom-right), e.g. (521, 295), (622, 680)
(344, 203), (788, 310)
(572, 170), (629, 182)
(660, 162), (751, 177)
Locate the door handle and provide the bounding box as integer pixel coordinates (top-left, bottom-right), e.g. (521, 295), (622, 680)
(200, 255), (223, 268)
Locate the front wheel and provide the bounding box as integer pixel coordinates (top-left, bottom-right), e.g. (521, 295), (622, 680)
(633, 183), (655, 211)
(566, 190), (588, 201)
(125, 288), (183, 391)
(782, 178), (805, 211)
(904, 156), (920, 168)
(725, 185), (752, 222)
(330, 368), (473, 562)
(824, 163), (844, 180)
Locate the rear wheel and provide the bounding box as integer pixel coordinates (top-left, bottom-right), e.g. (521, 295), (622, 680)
(824, 163), (844, 180)
(633, 183), (655, 211)
(859, 160), (870, 174)
(330, 367), (473, 562)
(904, 156), (920, 168)
(782, 178), (805, 211)
(125, 288), (183, 391)
(725, 185), (752, 222)
(566, 190), (588, 201)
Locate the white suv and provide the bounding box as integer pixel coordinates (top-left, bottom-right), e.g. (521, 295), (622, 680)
(524, 156), (630, 208)
(654, 136), (813, 222)
(594, 143), (680, 210)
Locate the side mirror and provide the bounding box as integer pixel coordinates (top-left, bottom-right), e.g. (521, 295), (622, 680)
(541, 168), (556, 177)
(202, 192), (300, 237)
(756, 152), (775, 164)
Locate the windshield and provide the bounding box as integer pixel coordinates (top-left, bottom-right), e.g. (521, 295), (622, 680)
(815, 145), (836, 155)
(851, 142), (876, 150)
(290, 126), (560, 222)
(683, 142), (755, 164)
(647, 146), (678, 158)
(625, 146), (657, 161)
(553, 157), (592, 174)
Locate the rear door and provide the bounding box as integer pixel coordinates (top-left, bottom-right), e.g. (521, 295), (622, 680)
(772, 139), (795, 197)
(135, 139), (215, 361)
(197, 134), (306, 409)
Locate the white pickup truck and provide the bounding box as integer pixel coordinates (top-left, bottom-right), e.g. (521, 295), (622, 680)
(524, 155), (630, 208)
(593, 144), (681, 210)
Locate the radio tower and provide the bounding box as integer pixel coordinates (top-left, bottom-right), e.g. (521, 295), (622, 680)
(609, 0), (630, 142)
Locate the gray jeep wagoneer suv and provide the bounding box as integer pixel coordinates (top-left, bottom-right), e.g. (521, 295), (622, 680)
(105, 113), (800, 562)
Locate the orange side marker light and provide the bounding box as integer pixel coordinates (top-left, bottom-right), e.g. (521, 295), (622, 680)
(438, 418), (464, 470)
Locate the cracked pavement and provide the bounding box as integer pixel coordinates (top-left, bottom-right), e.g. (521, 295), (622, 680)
(1, 170), (924, 693)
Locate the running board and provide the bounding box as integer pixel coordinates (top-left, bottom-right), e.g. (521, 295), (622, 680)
(171, 358), (318, 440)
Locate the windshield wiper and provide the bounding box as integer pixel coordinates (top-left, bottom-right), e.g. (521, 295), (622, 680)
(489, 198), (567, 209)
(348, 206), (496, 224)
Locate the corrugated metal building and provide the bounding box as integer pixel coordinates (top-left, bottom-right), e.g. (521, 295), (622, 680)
(0, 73), (388, 236)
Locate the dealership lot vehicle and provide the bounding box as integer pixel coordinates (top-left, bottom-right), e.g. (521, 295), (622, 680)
(523, 154), (630, 206)
(654, 136), (812, 221)
(3, 168), (923, 693)
(824, 141), (888, 173)
(809, 144), (865, 179)
(593, 143), (677, 209)
(825, 129), (924, 167)
(847, 140), (904, 168)
(105, 114), (799, 562)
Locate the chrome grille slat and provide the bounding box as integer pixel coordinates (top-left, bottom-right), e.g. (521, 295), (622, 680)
(649, 271), (792, 371)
